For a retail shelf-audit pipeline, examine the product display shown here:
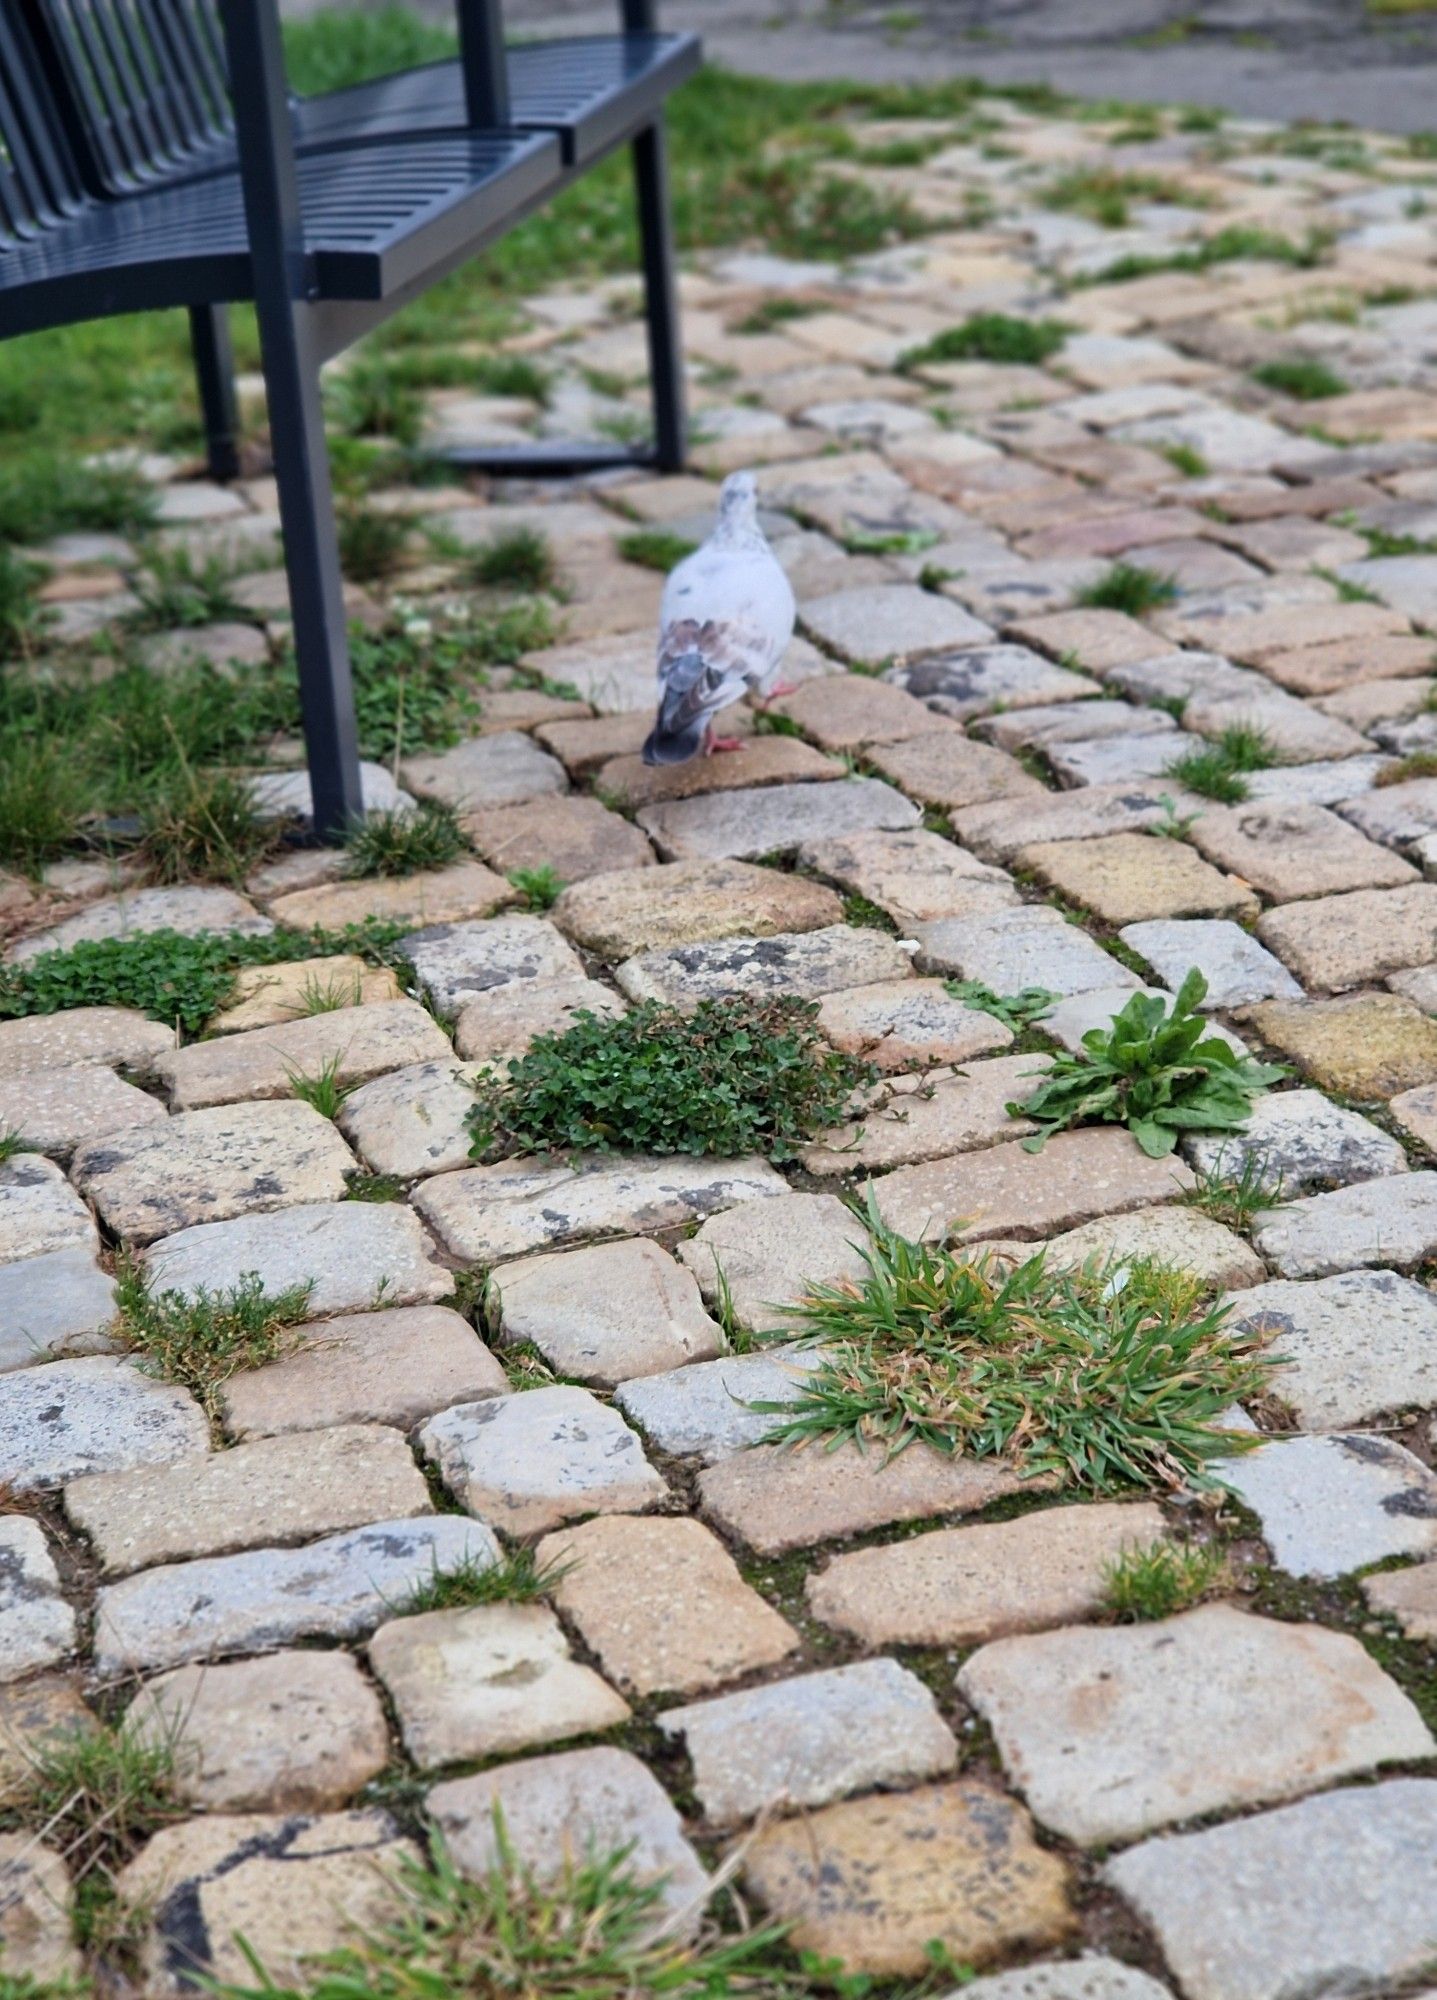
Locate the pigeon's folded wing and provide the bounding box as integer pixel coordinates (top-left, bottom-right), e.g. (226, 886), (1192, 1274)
(661, 544), (796, 687)
(656, 617), (774, 727)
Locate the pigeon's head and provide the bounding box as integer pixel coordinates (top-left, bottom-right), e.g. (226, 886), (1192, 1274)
(717, 470), (758, 529)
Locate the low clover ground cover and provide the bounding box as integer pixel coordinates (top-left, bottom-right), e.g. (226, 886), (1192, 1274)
(467, 997), (873, 1163)
(765, 1201), (1273, 1491)
(1011, 969), (1285, 1157)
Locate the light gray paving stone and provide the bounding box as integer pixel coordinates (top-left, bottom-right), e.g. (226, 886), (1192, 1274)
(677, 1192), (870, 1335)
(7, 885), (271, 962)
(0, 1518), (75, 1682)
(429, 1746), (707, 1918)
(803, 1057), (1042, 1173)
(94, 1515), (498, 1674)
(637, 778), (920, 863)
(1339, 776), (1437, 850)
(491, 1238), (722, 1384)
(127, 1651), (391, 1810)
(1105, 1779), (1437, 2000)
(800, 584), (993, 665)
(1337, 553), (1437, 628)
(0, 1356), (208, 1493)
(1039, 987), (1240, 1060)
(156, 1000), (453, 1112)
(1252, 1171), (1437, 1277)
(454, 977), (625, 1064)
(1244, 754), (1396, 807)
(797, 829), (1020, 927)
(144, 1201), (452, 1316)
(916, 906), (1140, 999)
(415, 1153), (786, 1263)
(1102, 650), (1264, 707)
(402, 730), (568, 810)
(1187, 1088), (1407, 1197)
(399, 915), (585, 1014)
(0, 1007), (173, 1081)
(1118, 920), (1302, 1008)
(659, 1658), (957, 1827)
(116, 1809), (415, 1998)
(1217, 1432), (1437, 1578)
(975, 699), (1174, 753)
(1003, 1206), (1265, 1292)
(942, 1959), (1174, 2000)
(336, 1060), (478, 1180)
(0, 1065), (164, 1164)
(884, 646), (1100, 720)
(952, 782), (1202, 865)
(1226, 1270), (1437, 1428)
(959, 1603), (1432, 1848)
(369, 1603), (630, 1766)
(249, 759), (409, 825)
(72, 1100), (356, 1244)
(0, 1249), (116, 1373)
(220, 1304), (507, 1438)
(615, 1345), (826, 1464)
(1390, 962), (1437, 1015)
(419, 1386), (666, 1534)
(0, 1154), (97, 1267)
(616, 925), (914, 1007)
(64, 1422), (430, 1575)
(1184, 688), (1368, 766)
(1044, 731), (1204, 788)
(816, 980), (1013, 1071)
(0, 1830), (81, 1982)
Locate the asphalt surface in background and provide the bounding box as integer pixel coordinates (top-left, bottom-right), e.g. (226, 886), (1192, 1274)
(283, 0), (1437, 137)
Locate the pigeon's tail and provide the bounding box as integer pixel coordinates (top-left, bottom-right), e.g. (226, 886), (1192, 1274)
(642, 646), (718, 766)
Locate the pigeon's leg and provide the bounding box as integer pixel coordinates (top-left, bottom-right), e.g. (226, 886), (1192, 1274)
(751, 680), (799, 709)
(702, 721), (747, 754)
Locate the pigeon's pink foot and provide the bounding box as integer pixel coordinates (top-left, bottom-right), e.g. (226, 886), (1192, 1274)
(753, 680), (800, 709)
(704, 732), (747, 754)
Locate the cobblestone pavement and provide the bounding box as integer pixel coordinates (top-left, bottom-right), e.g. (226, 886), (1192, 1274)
(12, 89), (1437, 2000)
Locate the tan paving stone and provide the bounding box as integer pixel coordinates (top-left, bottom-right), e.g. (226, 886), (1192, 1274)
(0, 1833), (80, 1984)
(64, 1423), (428, 1574)
(698, 1438), (1027, 1555)
(0, 1676), (93, 1806)
(0, 1064), (164, 1163)
(402, 730), (567, 810)
(1258, 884), (1437, 990)
(157, 999), (452, 1112)
(770, 674), (945, 748)
(1364, 1561), (1437, 1638)
(422, 1384), (666, 1533)
(639, 776), (920, 862)
(127, 1651), (391, 1810)
(954, 781), (1203, 864)
(117, 1811), (415, 1997)
(1257, 633), (1436, 696)
(1248, 994), (1437, 1101)
(210, 956), (403, 1032)
(805, 1056), (1042, 1174)
(815, 978), (1011, 1072)
(0, 1007), (173, 1081)
(536, 1513), (798, 1697)
(552, 859), (842, 959)
(961, 1604), (1432, 1848)
(72, 1099), (355, 1243)
(369, 1604), (629, 1766)
(617, 922), (912, 1008)
(676, 1191), (870, 1336)
(870, 1129), (1193, 1243)
(798, 828), (1020, 926)
(998, 1205), (1266, 1291)
(1005, 607), (1162, 669)
(866, 733), (1045, 810)
(743, 1782), (1075, 1978)
(1020, 832), (1257, 927)
(1390, 1078), (1437, 1152)
(597, 736), (842, 808)
(266, 860), (514, 931)
(1188, 802), (1418, 903)
(492, 1237), (722, 1384)
(462, 793), (653, 883)
(808, 1500), (1165, 1646)
(453, 976), (624, 1062)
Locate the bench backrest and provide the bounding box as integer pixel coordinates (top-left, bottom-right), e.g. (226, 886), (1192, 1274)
(0, 8), (89, 242)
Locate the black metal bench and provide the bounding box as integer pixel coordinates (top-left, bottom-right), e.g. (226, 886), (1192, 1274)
(0, 1), (700, 833)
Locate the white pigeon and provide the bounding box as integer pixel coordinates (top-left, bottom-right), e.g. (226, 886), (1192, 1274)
(641, 470), (797, 765)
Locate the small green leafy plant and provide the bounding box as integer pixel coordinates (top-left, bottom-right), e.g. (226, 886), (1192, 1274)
(1104, 1538), (1232, 1620)
(1077, 561), (1178, 615)
(468, 996), (873, 1163)
(945, 980), (1056, 1032)
(1012, 970), (1286, 1157)
(508, 863), (564, 911)
(1251, 357), (1348, 401)
(113, 1262), (315, 1416)
(346, 799), (467, 879)
(765, 1201), (1272, 1490)
(902, 313), (1068, 368)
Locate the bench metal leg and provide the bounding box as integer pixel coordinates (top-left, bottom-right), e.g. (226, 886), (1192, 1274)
(633, 117), (686, 474)
(189, 304), (242, 484)
(260, 302), (366, 841)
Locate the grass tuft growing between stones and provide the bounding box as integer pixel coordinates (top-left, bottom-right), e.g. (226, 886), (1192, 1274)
(617, 529), (699, 573)
(0, 1710), (186, 1961)
(507, 863), (565, 912)
(1076, 561), (1179, 616)
(1180, 1147), (1287, 1230)
(0, 1128), (35, 1163)
(395, 1547), (573, 1618)
(459, 527), (557, 594)
(113, 1261), (315, 1418)
(287, 1052), (354, 1122)
(1166, 721), (1277, 802)
(901, 311), (1068, 369)
(140, 764), (278, 888)
(944, 979), (1056, 1032)
(208, 1834), (795, 2000)
(1375, 749), (1437, 787)
(765, 1203), (1273, 1491)
(1251, 356), (1349, 401)
(467, 997), (873, 1164)
(1013, 969), (1285, 1157)
(1103, 1538), (1232, 1620)
(346, 799), (468, 879)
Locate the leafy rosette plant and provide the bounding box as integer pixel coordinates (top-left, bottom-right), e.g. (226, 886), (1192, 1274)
(1010, 968), (1285, 1158)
